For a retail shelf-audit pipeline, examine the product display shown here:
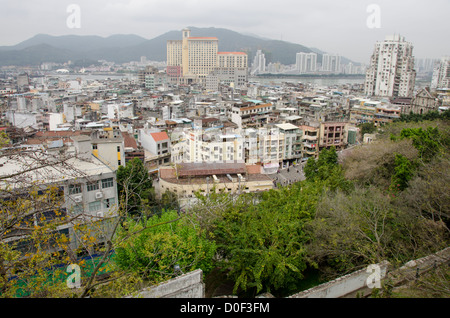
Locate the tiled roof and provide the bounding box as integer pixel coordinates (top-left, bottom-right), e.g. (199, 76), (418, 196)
(150, 131), (169, 142)
(177, 162), (247, 177)
(122, 131), (138, 149)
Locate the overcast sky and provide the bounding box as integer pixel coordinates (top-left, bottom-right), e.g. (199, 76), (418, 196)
(1, 0), (449, 63)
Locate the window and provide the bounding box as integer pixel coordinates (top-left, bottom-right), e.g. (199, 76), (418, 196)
(104, 197), (115, 209)
(89, 201), (101, 213)
(69, 184), (82, 195)
(72, 204), (83, 215)
(87, 181), (99, 192)
(102, 178), (114, 189)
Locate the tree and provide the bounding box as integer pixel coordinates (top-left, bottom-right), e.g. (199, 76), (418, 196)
(341, 135), (418, 189)
(116, 158), (153, 216)
(304, 147), (352, 193)
(305, 186), (449, 279)
(113, 210), (216, 286)
(0, 146), (158, 298)
(303, 157), (317, 181)
(389, 154), (415, 193)
(304, 147), (339, 181)
(0, 147), (111, 297)
(393, 126), (447, 162)
(359, 122), (377, 137)
(210, 181), (322, 296)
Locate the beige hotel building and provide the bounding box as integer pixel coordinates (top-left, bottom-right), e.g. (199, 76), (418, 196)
(167, 28), (248, 85)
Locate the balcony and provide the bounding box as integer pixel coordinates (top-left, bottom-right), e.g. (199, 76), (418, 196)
(304, 143), (317, 149)
(302, 134), (318, 141)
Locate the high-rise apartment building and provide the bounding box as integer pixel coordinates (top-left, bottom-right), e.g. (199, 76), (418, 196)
(364, 35), (416, 98)
(321, 54), (341, 73)
(431, 56), (450, 89)
(296, 52), (317, 73)
(251, 50), (266, 75)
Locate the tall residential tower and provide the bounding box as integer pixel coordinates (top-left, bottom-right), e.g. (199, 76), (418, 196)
(296, 52), (317, 73)
(364, 35), (416, 98)
(431, 56), (450, 89)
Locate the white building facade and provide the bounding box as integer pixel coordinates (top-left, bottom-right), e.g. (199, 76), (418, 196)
(296, 52), (318, 74)
(364, 35), (416, 98)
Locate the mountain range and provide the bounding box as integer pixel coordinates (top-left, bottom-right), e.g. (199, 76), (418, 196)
(0, 27), (355, 67)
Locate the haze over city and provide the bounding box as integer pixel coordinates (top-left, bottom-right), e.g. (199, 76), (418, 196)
(1, 0), (449, 63)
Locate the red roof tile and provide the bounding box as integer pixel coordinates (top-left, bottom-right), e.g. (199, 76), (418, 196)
(122, 131), (138, 149)
(150, 131), (169, 142)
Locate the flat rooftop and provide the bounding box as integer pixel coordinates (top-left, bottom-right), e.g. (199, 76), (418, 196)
(177, 162), (247, 177)
(0, 151), (113, 190)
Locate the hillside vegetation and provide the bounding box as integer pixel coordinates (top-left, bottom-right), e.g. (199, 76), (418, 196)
(187, 114), (450, 297)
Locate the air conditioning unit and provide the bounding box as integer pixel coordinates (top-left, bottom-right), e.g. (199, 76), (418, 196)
(73, 195), (82, 203)
(95, 192), (103, 199)
(97, 211), (104, 218)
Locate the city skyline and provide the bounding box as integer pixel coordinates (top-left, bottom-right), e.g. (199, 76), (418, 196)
(1, 0), (449, 64)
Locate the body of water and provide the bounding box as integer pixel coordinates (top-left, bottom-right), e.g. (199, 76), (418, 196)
(249, 76), (365, 87)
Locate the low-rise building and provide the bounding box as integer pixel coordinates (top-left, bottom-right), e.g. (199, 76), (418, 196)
(274, 123), (302, 165)
(156, 162), (273, 204)
(319, 122), (348, 151)
(374, 105), (401, 125)
(300, 124), (320, 159)
(405, 87), (441, 115)
(231, 102), (273, 129)
(0, 147), (119, 255)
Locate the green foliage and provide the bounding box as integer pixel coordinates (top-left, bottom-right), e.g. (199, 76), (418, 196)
(395, 110), (450, 123)
(304, 147), (338, 181)
(211, 181), (323, 295)
(305, 185), (446, 277)
(391, 126), (448, 161)
(0, 131), (10, 148)
(113, 211), (216, 284)
(389, 154), (415, 193)
(303, 157), (317, 180)
(304, 147), (353, 193)
(359, 122), (377, 136)
(116, 158), (153, 216)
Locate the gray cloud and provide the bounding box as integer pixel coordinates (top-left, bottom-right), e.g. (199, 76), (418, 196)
(0, 0), (448, 63)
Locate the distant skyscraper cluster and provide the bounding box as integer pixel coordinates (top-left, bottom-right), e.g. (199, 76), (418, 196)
(364, 35), (416, 98)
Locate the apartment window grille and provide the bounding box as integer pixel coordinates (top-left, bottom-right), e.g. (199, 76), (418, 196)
(69, 184), (82, 195)
(102, 178), (114, 189)
(87, 181), (99, 192)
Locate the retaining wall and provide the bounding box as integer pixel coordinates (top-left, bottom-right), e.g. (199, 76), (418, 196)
(288, 261), (390, 298)
(126, 269), (204, 298)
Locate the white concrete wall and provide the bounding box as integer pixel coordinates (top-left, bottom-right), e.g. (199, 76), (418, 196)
(289, 261), (390, 298)
(127, 269), (204, 298)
